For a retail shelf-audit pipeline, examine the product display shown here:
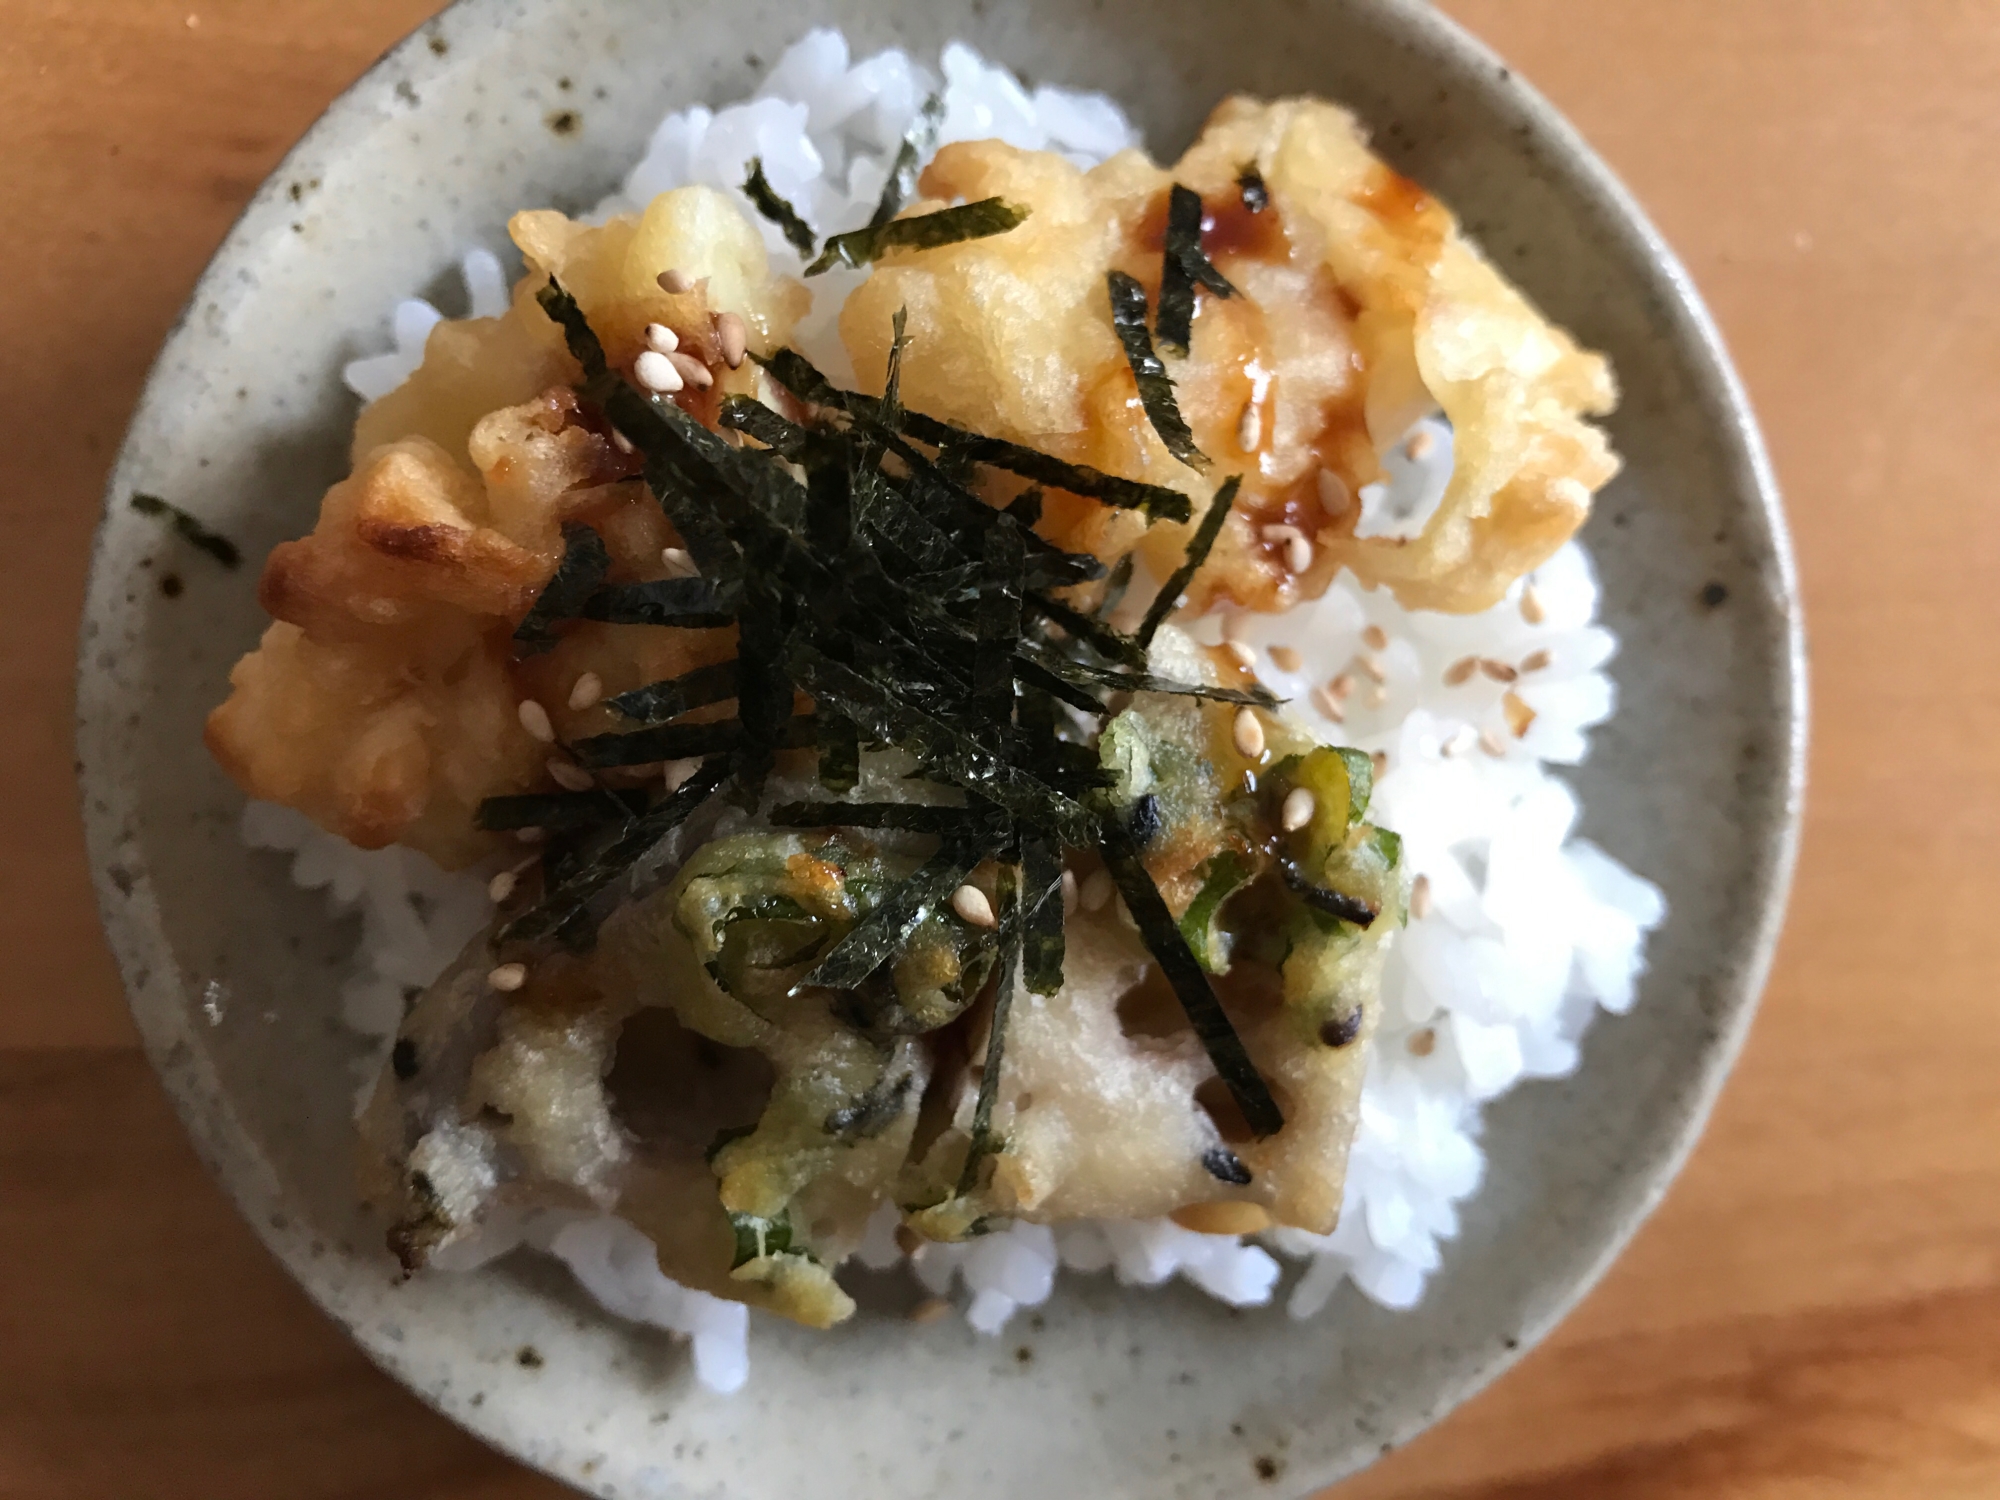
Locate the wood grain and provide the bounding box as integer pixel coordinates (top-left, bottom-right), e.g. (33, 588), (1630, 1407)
(4, 1), (1998, 1495)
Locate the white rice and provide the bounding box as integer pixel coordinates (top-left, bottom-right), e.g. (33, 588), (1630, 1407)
(270, 32), (1664, 1391)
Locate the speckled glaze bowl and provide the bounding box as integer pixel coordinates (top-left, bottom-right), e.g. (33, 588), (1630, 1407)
(77, 0), (1803, 1494)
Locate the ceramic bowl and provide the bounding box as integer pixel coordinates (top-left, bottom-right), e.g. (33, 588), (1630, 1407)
(77, 0), (1803, 1494)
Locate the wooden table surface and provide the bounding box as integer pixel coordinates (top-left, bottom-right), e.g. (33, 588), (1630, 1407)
(7, 2), (1999, 1495)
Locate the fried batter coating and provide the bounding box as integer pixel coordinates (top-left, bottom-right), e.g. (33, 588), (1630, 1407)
(842, 97), (1618, 616)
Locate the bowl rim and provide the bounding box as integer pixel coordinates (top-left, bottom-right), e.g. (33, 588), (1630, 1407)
(76, 0), (1806, 1491)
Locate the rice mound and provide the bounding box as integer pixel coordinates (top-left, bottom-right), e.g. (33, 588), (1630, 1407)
(260, 30), (1664, 1391)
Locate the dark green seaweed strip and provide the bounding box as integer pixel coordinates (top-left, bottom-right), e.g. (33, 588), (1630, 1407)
(817, 713), (859, 793)
(805, 197), (1028, 276)
(716, 394), (811, 459)
(769, 802), (986, 835)
(569, 714), (817, 769)
(536, 279), (611, 389)
(1107, 270), (1208, 473)
(1011, 657), (1106, 716)
(1023, 590), (1148, 668)
(975, 524), (1025, 751)
(474, 788), (647, 832)
(1014, 635), (1276, 708)
(880, 305), (910, 432)
(130, 493), (242, 570)
(499, 758), (732, 943)
(754, 346), (1191, 521)
(803, 841), (982, 989)
(513, 523), (610, 655)
(1020, 833), (1065, 997)
(869, 92), (945, 228)
(958, 862), (1020, 1190)
(1135, 474), (1242, 648)
(1101, 840), (1283, 1138)
(1092, 552), (1134, 622)
(1237, 165), (1270, 213)
(742, 157), (817, 256)
(580, 578), (735, 629)
(1156, 183), (1236, 356)
(606, 660), (739, 724)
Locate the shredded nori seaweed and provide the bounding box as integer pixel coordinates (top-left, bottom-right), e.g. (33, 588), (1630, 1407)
(514, 523), (610, 654)
(805, 197), (1029, 276)
(1202, 1145), (1254, 1185)
(130, 493), (242, 570)
(1136, 474), (1242, 648)
(741, 157), (817, 255)
(1106, 270), (1208, 472)
(1156, 183), (1236, 356)
(870, 92), (946, 228)
(1237, 165), (1270, 214)
(606, 660), (739, 724)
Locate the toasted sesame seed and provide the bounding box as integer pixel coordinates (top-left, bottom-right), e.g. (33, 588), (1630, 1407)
(1232, 707), (1266, 760)
(1328, 672), (1355, 701)
(1281, 786), (1316, 832)
(1357, 653), (1388, 684)
(1410, 873), (1432, 919)
(1061, 868), (1079, 917)
(487, 870), (517, 903)
(1080, 868), (1114, 913)
(1520, 648), (1553, 674)
(548, 758), (593, 792)
(568, 671), (604, 710)
(663, 758), (701, 792)
(1223, 639), (1258, 671)
(660, 546), (699, 578)
(1361, 624), (1389, 652)
(1442, 725), (1476, 758)
(1479, 658), (1519, 684)
(1407, 1026), (1437, 1058)
(715, 311), (748, 369)
(515, 827), (546, 844)
(1443, 655), (1479, 687)
(1406, 427), (1437, 461)
(1479, 727), (1508, 758)
(1236, 400), (1262, 453)
(643, 322), (680, 354)
(1520, 583), (1546, 625)
(951, 883), (998, 929)
(1268, 644), (1303, 673)
(517, 700), (555, 743)
(488, 963), (528, 992)
(1285, 535), (1313, 575)
(1367, 685), (1388, 709)
(667, 350), (714, 389)
(634, 350), (683, 394)
(1371, 750), (1388, 777)
(1311, 684), (1346, 723)
(1316, 467), (1351, 517)
(656, 268), (695, 295)
(1503, 690), (1537, 738)
(908, 1297), (953, 1325)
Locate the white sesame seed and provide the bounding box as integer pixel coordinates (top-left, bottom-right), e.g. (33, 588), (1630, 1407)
(660, 547), (699, 578)
(1080, 868), (1114, 913)
(714, 311), (748, 369)
(1061, 869), (1079, 916)
(1220, 611), (1251, 644)
(515, 827), (546, 844)
(1311, 685), (1346, 723)
(1236, 400), (1262, 454)
(1479, 727), (1508, 758)
(1443, 656), (1479, 687)
(1281, 786), (1316, 832)
(1223, 640), (1258, 671)
(634, 350), (684, 394)
(1268, 645), (1303, 673)
(1520, 648), (1554, 674)
(663, 758), (700, 792)
(657, 268), (695, 295)
(1328, 672), (1355, 701)
(567, 671), (604, 711)
(1358, 653), (1388, 684)
(1366, 685), (1388, 709)
(1410, 873), (1432, 919)
(548, 758), (593, 792)
(1232, 708), (1266, 760)
(1371, 750), (1388, 778)
(1361, 624), (1389, 652)
(517, 700), (555, 743)
(1316, 467), (1351, 517)
(1406, 428), (1437, 461)
(487, 870), (517, 903)
(643, 322), (680, 354)
(1442, 726), (1476, 758)
(1260, 523), (1304, 546)
(1520, 583), (1546, 625)
(1479, 658), (1519, 684)
(488, 962), (528, 992)
(1285, 535), (1313, 575)
(667, 350), (714, 389)
(610, 429), (635, 453)
(951, 883), (998, 929)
